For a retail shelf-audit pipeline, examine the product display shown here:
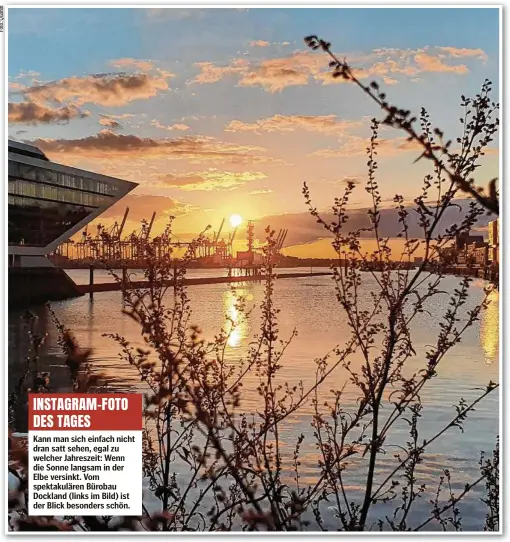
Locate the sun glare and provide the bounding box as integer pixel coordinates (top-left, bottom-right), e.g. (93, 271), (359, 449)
(230, 214), (243, 228)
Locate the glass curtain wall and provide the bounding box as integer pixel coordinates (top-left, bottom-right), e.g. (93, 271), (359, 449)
(8, 161), (118, 247)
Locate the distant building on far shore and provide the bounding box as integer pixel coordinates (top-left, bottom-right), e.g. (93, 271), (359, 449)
(455, 231), (484, 250)
(488, 219), (499, 263)
(462, 242), (489, 266)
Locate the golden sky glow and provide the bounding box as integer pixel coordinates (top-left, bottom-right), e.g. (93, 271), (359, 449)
(8, 8), (499, 257)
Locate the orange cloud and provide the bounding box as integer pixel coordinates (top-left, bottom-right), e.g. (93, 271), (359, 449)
(30, 130), (283, 166)
(249, 40), (290, 47)
(9, 82), (27, 91)
(237, 52), (317, 92)
(383, 76), (399, 85)
(250, 188), (273, 195)
(225, 114), (361, 135)
(8, 101), (90, 124)
(310, 135), (420, 158)
(192, 59), (249, 84)
(437, 46), (488, 61)
(153, 170), (267, 191)
(99, 194), (193, 222)
(192, 51), (320, 91)
(108, 113), (136, 119)
(151, 119), (191, 131)
(481, 147), (499, 155)
(110, 58), (155, 71)
(414, 52), (469, 74)
(98, 115), (121, 129)
(110, 58), (175, 80)
(193, 45), (487, 92)
(20, 72), (172, 107)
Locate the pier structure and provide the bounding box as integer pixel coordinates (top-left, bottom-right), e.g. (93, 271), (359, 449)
(80, 269), (333, 296)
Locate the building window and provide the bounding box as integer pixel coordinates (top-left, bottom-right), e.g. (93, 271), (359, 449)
(8, 195), (97, 247)
(8, 178), (113, 208)
(8, 161), (120, 196)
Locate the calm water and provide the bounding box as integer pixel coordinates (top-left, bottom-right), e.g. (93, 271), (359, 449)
(9, 268), (499, 530)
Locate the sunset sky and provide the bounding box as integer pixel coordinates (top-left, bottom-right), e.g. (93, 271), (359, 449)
(8, 7), (500, 257)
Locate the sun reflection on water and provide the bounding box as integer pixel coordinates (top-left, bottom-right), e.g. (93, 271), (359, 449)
(481, 288), (499, 364)
(224, 288), (248, 348)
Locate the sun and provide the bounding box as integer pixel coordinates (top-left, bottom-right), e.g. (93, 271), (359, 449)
(230, 214), (243, 228)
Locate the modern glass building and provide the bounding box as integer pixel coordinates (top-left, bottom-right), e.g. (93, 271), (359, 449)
(8, 140), (137, 305)
(8, 139), (137, 264)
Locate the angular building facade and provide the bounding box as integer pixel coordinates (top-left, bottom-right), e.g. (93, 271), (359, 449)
(8, 140), (138, 305)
